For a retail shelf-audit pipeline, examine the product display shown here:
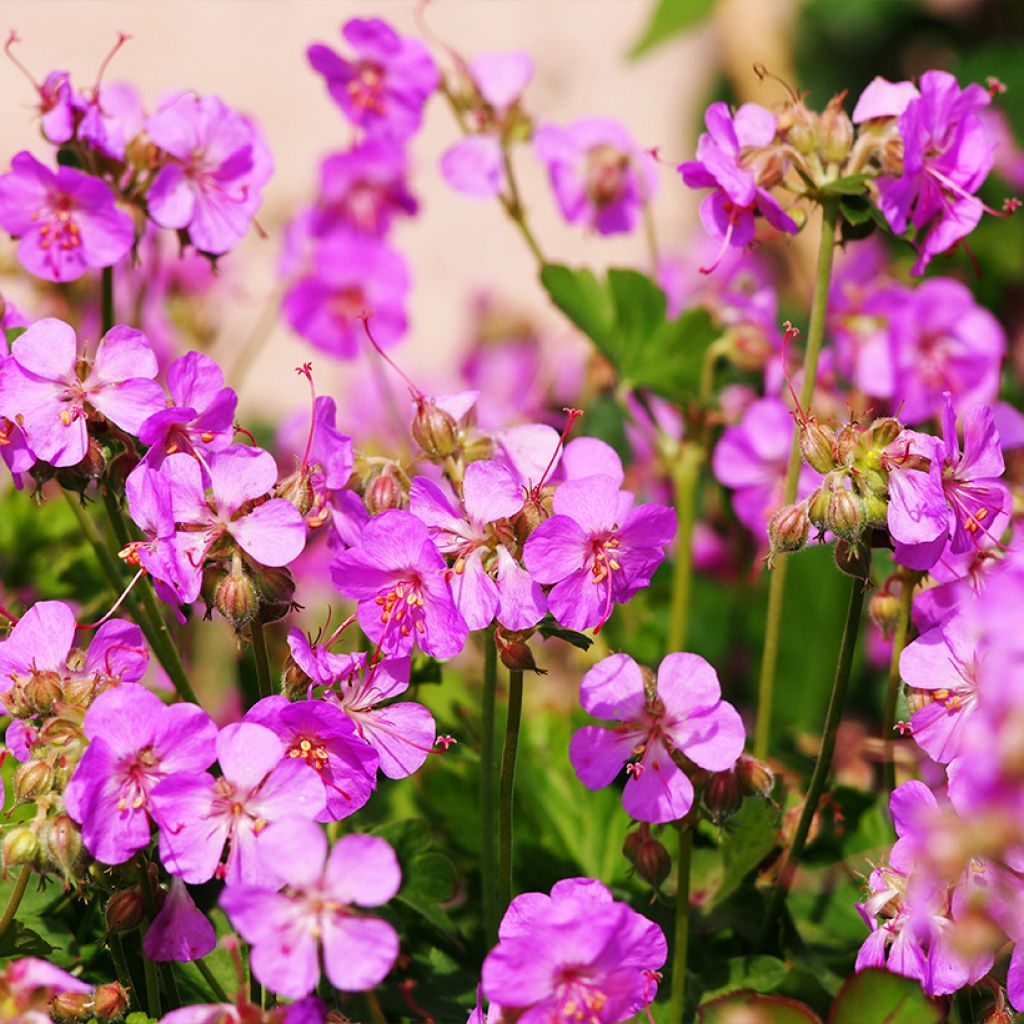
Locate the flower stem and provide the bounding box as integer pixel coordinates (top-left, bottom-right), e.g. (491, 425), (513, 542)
(754, 197), (840, 759)
(759, 553), (870, 944)
(101, 265), (114, 333)
(249, 618), (274, 700)
(500, 146), (545, 268)
(668, 819), (694, 1021)
(667, 443), (704, 652)
(194, 957), (229, 1003)
(480, 633), (500, 943)
(0, 864), (31, 943)
(882, 570), (919, 795)
(108, 932), (136, 1010)
(136, 861), (162, 1018)
(498, 666), (524, 914)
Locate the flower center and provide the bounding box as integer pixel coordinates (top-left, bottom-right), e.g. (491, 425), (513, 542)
(348, 61), (386, 116)
(376, 578), (426, 639)
(287, 736), (330, 773)
(329, 285), (367, 324)
(584, 143), (628, 208)
(590, 536), (622, 585)
(34, 194), (82, 261)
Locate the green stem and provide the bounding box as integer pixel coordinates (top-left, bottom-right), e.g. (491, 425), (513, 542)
(498, 667), (524, 914)
(250, 618), (274, 700)
(500, 147), (545, 267)
(882, 571), (919, 795)
(480, 633), (500, 944)
(668, 821), (694, 1021)
(108, 932), (136, 1010)
(667, 444), (703, 652)
(136, 861), (162, 1018)
(759, 554), (869, 944)
(194, 957), (229, 1003)
(0, 865), (31, 942)
(102, 265), (114, 333)
(754, 198), (840, 759)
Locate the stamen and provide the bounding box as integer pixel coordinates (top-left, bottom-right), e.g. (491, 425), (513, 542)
(295, 362), (318, 472)
(530, 406), (583, 500)
(76, 568), (147, 630)
(93, 31), (130, 94)
(4, 31), (41, 93)
(361, 314), (424, 400)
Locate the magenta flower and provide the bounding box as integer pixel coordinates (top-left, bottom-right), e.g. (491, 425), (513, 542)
(307, 17), (438, 141)
(331, 509), (469, 659)
(283, 234), (409, 359)
(160, 1000), (326, 1024)
(36, 70), (75, 144)
(151, 721), (326, 886)
(138, 351), (238, 467)
(143, 877), (216, 963)
(0, 317), (164, 467)
(569, 652), (745, 823)
(0, 957), (91, 1024)
(410, 460), (546, 631)
(900, 611), (980, 764)
(679, 103), (797, 271)
(0, 151), (133, 282)
(326, 654), (436, 779)
(523, 475), (675, 632)
(146, 94), (272, 255)
(286, 628), (361, 688)
(480, 877), (666, 1023)
(534, 117), (657, 235)
(75, 81), (145, 162)
(219, 818), (401, 998)
(244, 696), (378, 821)
(64, 684), (217, 864)
(161, 446), (307, 597)
(311, 140), (417, 238)
(855, 71), (995, 274)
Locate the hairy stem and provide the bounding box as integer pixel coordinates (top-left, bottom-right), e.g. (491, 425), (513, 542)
(498, 667), (524, 914)
(668, 820), (694, 1020)
(480, 633), (500, 943)
(759, 554), (869, 943)
(249, 618), (274, 700)
(882, 570), (919, 795)
(754, 198), (840, 759)
(667, 443), (704, 652)
(0, 864), (31, 943)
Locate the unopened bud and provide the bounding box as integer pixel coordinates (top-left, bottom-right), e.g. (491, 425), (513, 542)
(494, 629), (545, 675)
(38, 714), (85, 750)
(105, 886), (145, 933)
(3, 827), (38, 867)
(55, 438), (106, 493)
(768, 502), (809, 561)
(93, 981), (129, 1021)
(820, 93), (854, 162)
(736, 755), (775, 798)
(799, 420), (836, 474)
(835, 539), (871, 579)
(214, 565), (260, 629)
(412, 401), (459, 460)
(255, 567), (297, 625)
(51, 992), (93, 1021)
(42, 814), (83, 878)
(704, 769), (742, 823)
(276, 468), (316, 517)
(23, 670), (62, 713)
(807, 486), (831, 533)
(14, 759), (53, 803)
(634, 835), (671, 888)
(282, 657), (312, 701)
(365, 470), (406, 515)
(780, 102), (818, 155)
(834, 423), (863, 466)
(622, 829), (643, 864)
(868, 416), (902, 449)
(462, 433), (496, 464)
(859, 490), (888, 530)
(827, 488), (862, 540)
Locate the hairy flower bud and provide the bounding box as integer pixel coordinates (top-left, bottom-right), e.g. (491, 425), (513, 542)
(93, 982), (129, 1021)
(38, 712), (85, 750)
(3, 826), (39, 867)
(736, 755), (775, 798)
(412, 401), (458, 460)
(281, 657), (312, 701)
(276, 467), (316, 517)
(779, 101), (818, 155)
(859, 490), (888, 529)
(835, 539), (871, 579)
(55, 438), (106, 494)
(622, 829), (643, 864)
(494, 628), (545, 675)
(704, 769), (742, 823)
(767, 502), (809, 563)
(364, 469), (407, 515)
(255, 567), (298, 625)
(634, 835), (671, 888)
(834, 423), (863, 466)
(820, 93), (854, 163)
(807, 486), (831, 533)
(24, 670), (62, 713)
(14, 758), (54, 803)
(868, 416), (902, 450)
(51, 991), (93, 1021)
(105, 886), (145, 933)
(828, 488), (862, 540)
(799, 420), (836, 474)
(42, 813), (83, 879)
(214, 564), (260, 629)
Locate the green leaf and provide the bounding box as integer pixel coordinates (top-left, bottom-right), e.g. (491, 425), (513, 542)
(700, 955), (791, 1002)
(699, 991), (824, 1023)
(819, 174), (869, 196)
(125, 1014), (158, 1024)
(712, 797), (781, 908)
(629, 0), (716, 59)
(537, 616), (594, 651)
(3, 327), (26, 346)
(539, 264), (613, 347)
(827, 968), (941, 1024)
(0, 920), (54, 959)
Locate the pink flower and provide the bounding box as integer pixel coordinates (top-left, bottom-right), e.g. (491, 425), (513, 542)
(569, 652), (745, 823)
(523, 475), (675, 632)
(219, 818), (401, 998)
(0, 151), (133, 282)
(307, 18), (438, 141)
(64, 684), (217, 865)
(147, 94), (272, 255)
(0, 957), (90, 1024)
(151, 722), (326, 885)
(0, 317), (164, 467)
(143, 877), (216, 963)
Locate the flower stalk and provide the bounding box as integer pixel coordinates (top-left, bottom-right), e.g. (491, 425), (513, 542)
(668, 817), (694, 1021)
(498, 666), (524, 914)
(481, 633), (500, 943)
(249, 618), (274, 701)
(882, 569), (919, 795)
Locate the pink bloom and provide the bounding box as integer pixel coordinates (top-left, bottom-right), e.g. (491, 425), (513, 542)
(143, 877), (216, 963)
(0, 957), (90, 1024)
(331, 509), (469, 659)
(307, 18), (438, 141)
(0, 151), (133, 282)
(147, 94), (272, 255)
(535, 117), (657, 235)
(64, 684), (217, 865)
(151, 722), (326, 885)
(219, 818), (401, 998)
(523, 475), (675, 632)
(569, 652), (745, 823)
(0, 317), (164, 467)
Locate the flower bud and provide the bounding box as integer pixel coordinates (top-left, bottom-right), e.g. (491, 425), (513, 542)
(494, 629), (545, 675)
(828, 487), (863, 540)
(868, 586), (902, 637)
(779, 102), (818, 155)
(276, 468), (316, 517)
(55, 438), (106, 493)
(3, 826), (39, 867)
(704, 769), (742, 823)
(807, 486), (831, 534)
(462, 432), (496, 465)
(93, 982), (130, 1021)
(365, 470), (407, 515)
(214, 564), (260, 629)
(622, 829), (643, 864)
(24, 670), (63, 713)
(767, 502), (809, 563)
(736, 755), (775, 798)
(42, 813), (83, 879)
(634, 834), (671, 888)
(14, 759), (54, 803)
(412, 401), (458, 460)
(38, 713), (85, 750)
(255, 567), (298, 625)
(859, 490), (888, 529)
(834, 423), (863, 466)
(51, 992), (93, 1021)
(834, 539), (871, 579)
(799, 420), (836, 474)
(819, 93), (854, 163)
(868, 416), (902, 450)
(105, 886), (145, 933)
(282, 657), (312, 701)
